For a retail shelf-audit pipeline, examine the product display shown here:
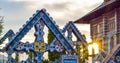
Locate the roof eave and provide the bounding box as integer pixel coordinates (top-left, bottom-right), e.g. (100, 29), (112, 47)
(74, 0), (120, 24)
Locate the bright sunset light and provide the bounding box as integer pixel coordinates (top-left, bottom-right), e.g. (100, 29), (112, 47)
(88, 44), (93, 55)
(93, 43), (99, 54)
(88, 43), (99, 55)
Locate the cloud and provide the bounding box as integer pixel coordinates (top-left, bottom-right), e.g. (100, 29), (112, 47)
(0, 1), (35, 33)
(0, 0), (103, 38)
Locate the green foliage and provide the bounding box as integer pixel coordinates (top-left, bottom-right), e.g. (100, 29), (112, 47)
(48, 52), (60, 61)
(48, 30), (54, 45)
(76, 34), (88, 63)
(15, 53), (19, 62)
(28, 51), (34, 60)
(0, 16), (3, 35)
(82, 34), (86, 40)
(42, 59), (49, 63)
(79, 45), (89, 63)
(47, 30), (60, 61)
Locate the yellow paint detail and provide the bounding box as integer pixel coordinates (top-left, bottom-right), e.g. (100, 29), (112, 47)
(35, 42), (45, 52)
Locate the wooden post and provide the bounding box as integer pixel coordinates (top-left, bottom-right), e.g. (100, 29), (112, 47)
(114, 8), (117, 46)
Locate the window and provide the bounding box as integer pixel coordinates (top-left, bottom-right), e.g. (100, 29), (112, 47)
(97, 22), (103, 34)
(92, 22), (103, 35)
(92, 25), (97, 35)
(107, 17), (115, 32)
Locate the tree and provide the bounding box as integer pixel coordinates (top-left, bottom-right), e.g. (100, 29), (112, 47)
(0, 16), (3, 35)
(48, 30), (60, 61)
(28, 51), (34, 60)
(76, 34), (88, 63)
(42, 59), (49, 63)
(15, 53), (19, 63)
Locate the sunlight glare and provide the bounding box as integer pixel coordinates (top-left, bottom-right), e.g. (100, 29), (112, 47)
(93, 43), (99, 54)
(88, 45), (92, 55)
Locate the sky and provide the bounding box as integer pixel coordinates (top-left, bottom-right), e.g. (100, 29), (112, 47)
(0, 0), (103, 61)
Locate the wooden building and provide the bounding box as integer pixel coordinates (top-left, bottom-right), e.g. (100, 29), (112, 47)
(74, 0), (120, 53)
